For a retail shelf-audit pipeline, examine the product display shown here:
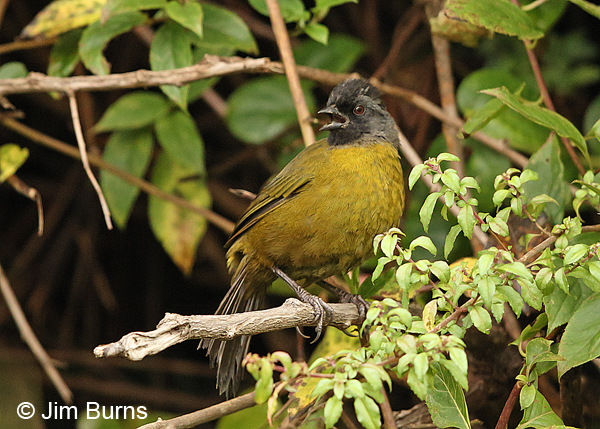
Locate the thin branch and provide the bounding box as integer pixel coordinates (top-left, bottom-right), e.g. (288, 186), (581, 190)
(0, 55), (527, 167)
(137, 389), (258, 429)
(0, 36), (58, 56)
(380, 386), (397, 429)
(6, 175), (44, 235)
(494, 381), (522, 429)
(431, 35), (466, 179)
(94, 300), (361, 361)
(0, 117), (235, 234)
(0, 56), (271, 95)
(0, 263), (73, 404)
(67, 90), (113, 230)
(265, 0), (315, 146)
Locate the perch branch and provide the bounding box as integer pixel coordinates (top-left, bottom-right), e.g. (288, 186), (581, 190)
(94, 299), (361, 361)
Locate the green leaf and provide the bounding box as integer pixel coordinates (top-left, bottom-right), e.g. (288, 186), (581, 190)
(48, 29), (83, 77)
(304, 22), (329, 45)
(100, 128), (153, 228)
(557, 292), (600, 378)
(482, 86), (591, 166)
(437, 153), (460, 163)
(0, 62), (28, 79)
(227, 76), (315, 144)
(79, 11), (147, 75)
(420, 192), (441, 233)
(569, 0), (600, 20)
(165, 1), (203, 38)
(444, 224), (462, 259)
(517, 389), (564, 428)
(477, 276), (496, 310)
(150, 21), (193, 109)
(294, 33), (365, 74)
(523, 135), (569, 224)
(314, 0), (358, 12)
(520, 384), (536, 410)
(460, 97), (507, 138)
(544, 279), (593, 332)
(95, 92), (171, 132)
(102, 0), (168, 17)
(563, 243), (589, 266)
(410, 236), (437, 257)
(324, 396), (343, 428)
(248, 0), (305, 22)
(359, 266), (395, 299)
(445, 0), (544, 40)
(155, 109), (204, 173)
(497, 285), (524, 318)
(426, 363), (471, 429)
(457, 204), (475, 240)
(148, 152), (211, 274)
(470, 305), (491, 334)
(409, 164), (428, 190)
(498, 262), (533, 281)
(354, 396), (381, 429)
(477, 252), (495, 276)
(457, 69), (550, 154)
(519, 278), (543, 310)
(200, 4), (257, 54)
(0, 144), (29, 183)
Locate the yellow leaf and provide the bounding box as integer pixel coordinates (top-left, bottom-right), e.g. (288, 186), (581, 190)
(21, 0), (107, 38)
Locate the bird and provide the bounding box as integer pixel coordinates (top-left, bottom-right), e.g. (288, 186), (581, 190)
(201, 78), (405, 397)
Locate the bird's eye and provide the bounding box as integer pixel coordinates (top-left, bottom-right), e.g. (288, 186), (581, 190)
(353, 105), (365, 115)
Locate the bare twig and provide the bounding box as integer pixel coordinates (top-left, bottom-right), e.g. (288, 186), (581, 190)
(0, 36), (58, 56)
(265, 0), (315, 146)
(380, 386), (396, 429)
(372, 7), (423, 80)
(137, 389), (258, 429)
(67, 90), (113, 230)
(6, 175), (44, 235)
(0, 55), (526, 167)
(0, 117), (235, 234)
(494, 381), (522, 429)
(94, 300), (361, 362)
(0, 263), (73, 404)
(431, 35), (466, 178)
(0, 56), (271, 95)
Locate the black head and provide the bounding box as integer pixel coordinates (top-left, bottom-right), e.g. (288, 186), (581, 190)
(319, 78), (400, 148)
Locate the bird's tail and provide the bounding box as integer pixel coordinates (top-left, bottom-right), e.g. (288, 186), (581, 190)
(200, 260), (264, 397)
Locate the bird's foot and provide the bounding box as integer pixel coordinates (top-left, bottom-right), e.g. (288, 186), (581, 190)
(318, 281), (371, 321)
(272, 267), (333, 342)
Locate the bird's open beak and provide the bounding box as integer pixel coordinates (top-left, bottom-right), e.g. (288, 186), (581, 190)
(318, 105), (348, 131)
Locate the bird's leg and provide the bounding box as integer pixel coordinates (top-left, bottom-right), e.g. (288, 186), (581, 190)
(318, 280), (370, 320)
(271, 267), (333, 342)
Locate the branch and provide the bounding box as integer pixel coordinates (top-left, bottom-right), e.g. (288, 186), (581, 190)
(0, 263), (73, 404)
(67, 90), (113, 230)
(265, 0), (315, 146)
(94, 299), (361, 361)
(137, 389), (259, 429)
(0, 117), (235, 234)
(0, 55), (526, 167)
(0, 56), (270, 95)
